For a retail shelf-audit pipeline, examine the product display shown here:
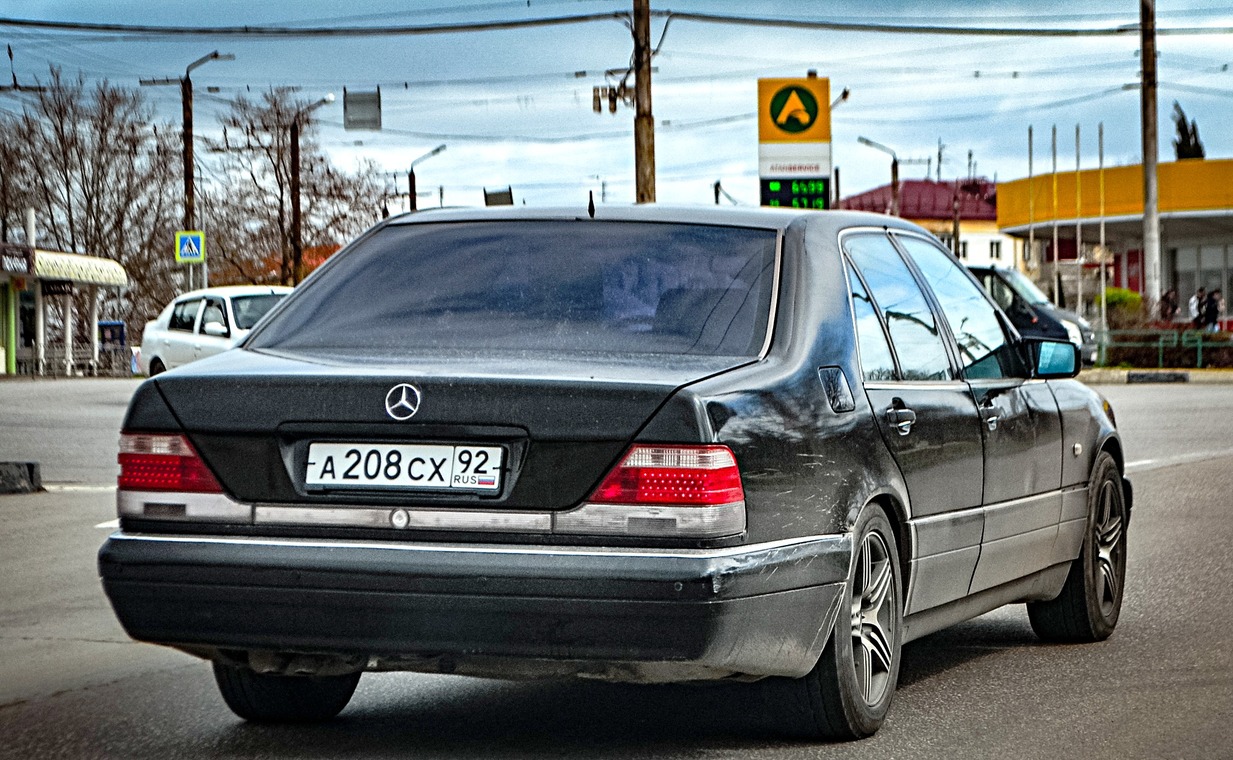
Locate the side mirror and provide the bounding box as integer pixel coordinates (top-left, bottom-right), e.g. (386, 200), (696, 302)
(1028, 338), (1080, 379)
(202, 321), (229, 338)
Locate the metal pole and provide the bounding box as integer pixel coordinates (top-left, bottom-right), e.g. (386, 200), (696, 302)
(1100, 123), (1108, 354)
(1075, 124), (1084, 319)
(290, 118), (302, 286)
(1028, 126), (1035, 271)
(88, 285), (99, 374)
(62, 292), (73, 376)
(26, 208), (42, 376)
(890, 157), (900, 217)
(182, 75), (194, 232)
(1141, 0), (1162, 305)
(632, 0), (656, 203)
(1052, 125), (1060, 305)
(408, 169), (417, 211)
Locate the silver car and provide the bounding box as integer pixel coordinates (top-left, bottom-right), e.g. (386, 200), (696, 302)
(138, 286), (291, 376)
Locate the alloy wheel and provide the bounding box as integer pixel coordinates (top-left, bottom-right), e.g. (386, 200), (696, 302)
(851, 530), (896, 705)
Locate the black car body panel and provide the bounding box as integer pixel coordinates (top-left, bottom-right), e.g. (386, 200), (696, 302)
(101, 206), (1127, 691)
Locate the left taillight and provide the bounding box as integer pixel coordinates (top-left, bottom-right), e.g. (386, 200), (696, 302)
(118, 433), (223, 493)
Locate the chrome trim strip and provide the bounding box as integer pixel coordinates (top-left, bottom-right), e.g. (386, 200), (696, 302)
(863, 381), (971, 391)
(254, 505), (552, 533)
(106, 531), (848, 562)
(117, 489), (253, 522)
(758, 231), (785, 360)
(553, 501), (745, 538)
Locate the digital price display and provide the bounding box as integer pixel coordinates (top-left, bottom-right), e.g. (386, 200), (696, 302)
(760, 177), (830, 209)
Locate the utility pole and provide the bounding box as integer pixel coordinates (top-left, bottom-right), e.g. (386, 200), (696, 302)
(632, 0), (656, 203)
(1140, 0), (1162, 306)
(289, 94), (335, 285)
(141, 51), (233, 291)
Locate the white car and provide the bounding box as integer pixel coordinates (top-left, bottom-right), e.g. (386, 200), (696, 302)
(138, 286), (292, 376)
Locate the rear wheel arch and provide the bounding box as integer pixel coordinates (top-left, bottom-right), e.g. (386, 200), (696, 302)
(866, 493), (911, 595)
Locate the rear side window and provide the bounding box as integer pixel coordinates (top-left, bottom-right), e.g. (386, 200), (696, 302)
(844, 234), (952, 381)
(168, 299), (201, 332)
(847, 266), (897, 381)
(250, 221), (777, 358)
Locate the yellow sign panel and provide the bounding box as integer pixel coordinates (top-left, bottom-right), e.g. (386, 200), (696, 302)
(758, 77), (831, 143)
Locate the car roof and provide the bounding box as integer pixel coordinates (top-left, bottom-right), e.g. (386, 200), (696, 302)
(383, 204), (925, 236)
(175, 285), (294, 300)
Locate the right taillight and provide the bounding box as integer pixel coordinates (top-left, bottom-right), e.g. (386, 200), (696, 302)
(554, 445), (746, 538)
(118, 433), (223, 493)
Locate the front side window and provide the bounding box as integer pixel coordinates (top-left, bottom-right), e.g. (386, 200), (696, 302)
(897, 236), (1013, 379)
(168, 299), (201, 332)
(844, 234), (952, 381)
(250, 221), (778, 359)
(200, 299), (228, 333)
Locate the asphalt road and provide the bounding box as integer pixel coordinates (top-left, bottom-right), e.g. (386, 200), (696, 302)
(0, 379), (1230, 759)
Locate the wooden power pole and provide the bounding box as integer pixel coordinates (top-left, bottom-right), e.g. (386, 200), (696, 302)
(633, 0), (656, 203)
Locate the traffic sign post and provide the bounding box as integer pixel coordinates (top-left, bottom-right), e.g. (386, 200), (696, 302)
(758, 76), (833, 209)
(174, 230), (206, 290)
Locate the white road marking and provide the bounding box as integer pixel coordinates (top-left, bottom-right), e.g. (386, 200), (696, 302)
(1125, 448), (1233, 474)
(95, 519), (120, 529)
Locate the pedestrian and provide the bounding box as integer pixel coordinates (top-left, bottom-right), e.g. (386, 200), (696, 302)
(1203, 288), (1223, 333)
(1190, 287), (1206, 329)
(1160, 288), (1179, 322)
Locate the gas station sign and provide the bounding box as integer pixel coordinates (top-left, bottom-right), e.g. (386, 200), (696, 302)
(758, 76), (833, 209)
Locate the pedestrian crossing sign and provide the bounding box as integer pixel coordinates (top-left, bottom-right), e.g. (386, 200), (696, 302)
(175, 230), (205, 263)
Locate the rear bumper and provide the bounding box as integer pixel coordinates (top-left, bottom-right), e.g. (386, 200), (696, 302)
(99, 532), (851, 681)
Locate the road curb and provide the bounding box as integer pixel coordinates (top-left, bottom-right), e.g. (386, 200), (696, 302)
(1079, 368), (1233, 384)
(0, 462), (42, 494)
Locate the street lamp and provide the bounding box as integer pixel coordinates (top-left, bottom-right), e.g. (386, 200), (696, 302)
(290, 93), (335, 285)
(141, 50), (234, 290)
(858, 136), (900, 217)
(408, 144), (447, 211)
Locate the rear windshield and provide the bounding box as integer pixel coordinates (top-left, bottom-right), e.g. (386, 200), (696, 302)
(248, 221), (778, 358)
(231, 294), (287, 330)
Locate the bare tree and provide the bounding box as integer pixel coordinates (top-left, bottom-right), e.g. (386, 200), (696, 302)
(205, 89), (383, 286)
(7, 68), (182, 342)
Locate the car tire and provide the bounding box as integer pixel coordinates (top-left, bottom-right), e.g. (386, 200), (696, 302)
(765, 503), (903, 741)
(1027, 451), (1127, 643)
(148, 358), (166, 376)
(212, 662), (361, 723)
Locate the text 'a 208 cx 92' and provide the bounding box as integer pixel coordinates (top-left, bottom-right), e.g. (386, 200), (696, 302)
(99, 205), (1130, 740)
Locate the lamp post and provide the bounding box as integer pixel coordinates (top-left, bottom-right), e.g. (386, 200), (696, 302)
(141, 50), (234, 291)
(290, 93), (335, 285)
(407, 144), (447, 212)
(858, 136), (899, 216)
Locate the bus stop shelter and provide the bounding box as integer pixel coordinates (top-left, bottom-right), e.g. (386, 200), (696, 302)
(0, 243), (129, 376)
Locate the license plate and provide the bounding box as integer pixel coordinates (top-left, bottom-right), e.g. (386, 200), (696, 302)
(306, 443), (504, 492)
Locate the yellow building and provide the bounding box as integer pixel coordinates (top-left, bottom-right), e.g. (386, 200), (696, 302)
(997, 158), (1233, 317)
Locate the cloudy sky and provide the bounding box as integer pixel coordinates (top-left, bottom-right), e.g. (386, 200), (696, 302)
(3, 1), (1232, 209)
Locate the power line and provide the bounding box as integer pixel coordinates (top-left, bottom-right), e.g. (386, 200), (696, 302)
(4, 10), (1233, 38)
(655, 10), (1233, 37)
(0, 12), (625, 37)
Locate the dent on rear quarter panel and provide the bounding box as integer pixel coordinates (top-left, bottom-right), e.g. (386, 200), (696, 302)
(670, 217), (906, 545)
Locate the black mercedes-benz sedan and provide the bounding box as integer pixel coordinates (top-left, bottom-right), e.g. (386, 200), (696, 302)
(100, 206), (1131, 740)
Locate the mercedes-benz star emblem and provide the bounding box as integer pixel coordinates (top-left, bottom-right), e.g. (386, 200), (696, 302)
(384, 383), (422, 421)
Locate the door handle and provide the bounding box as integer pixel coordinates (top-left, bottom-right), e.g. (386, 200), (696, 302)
(979, 398), (999, 431)
(984, 415), (999, 432)
(886, 406), (917, 436)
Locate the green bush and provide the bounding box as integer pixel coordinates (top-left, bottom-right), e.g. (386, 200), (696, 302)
(1102, 287), (1145, 328)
